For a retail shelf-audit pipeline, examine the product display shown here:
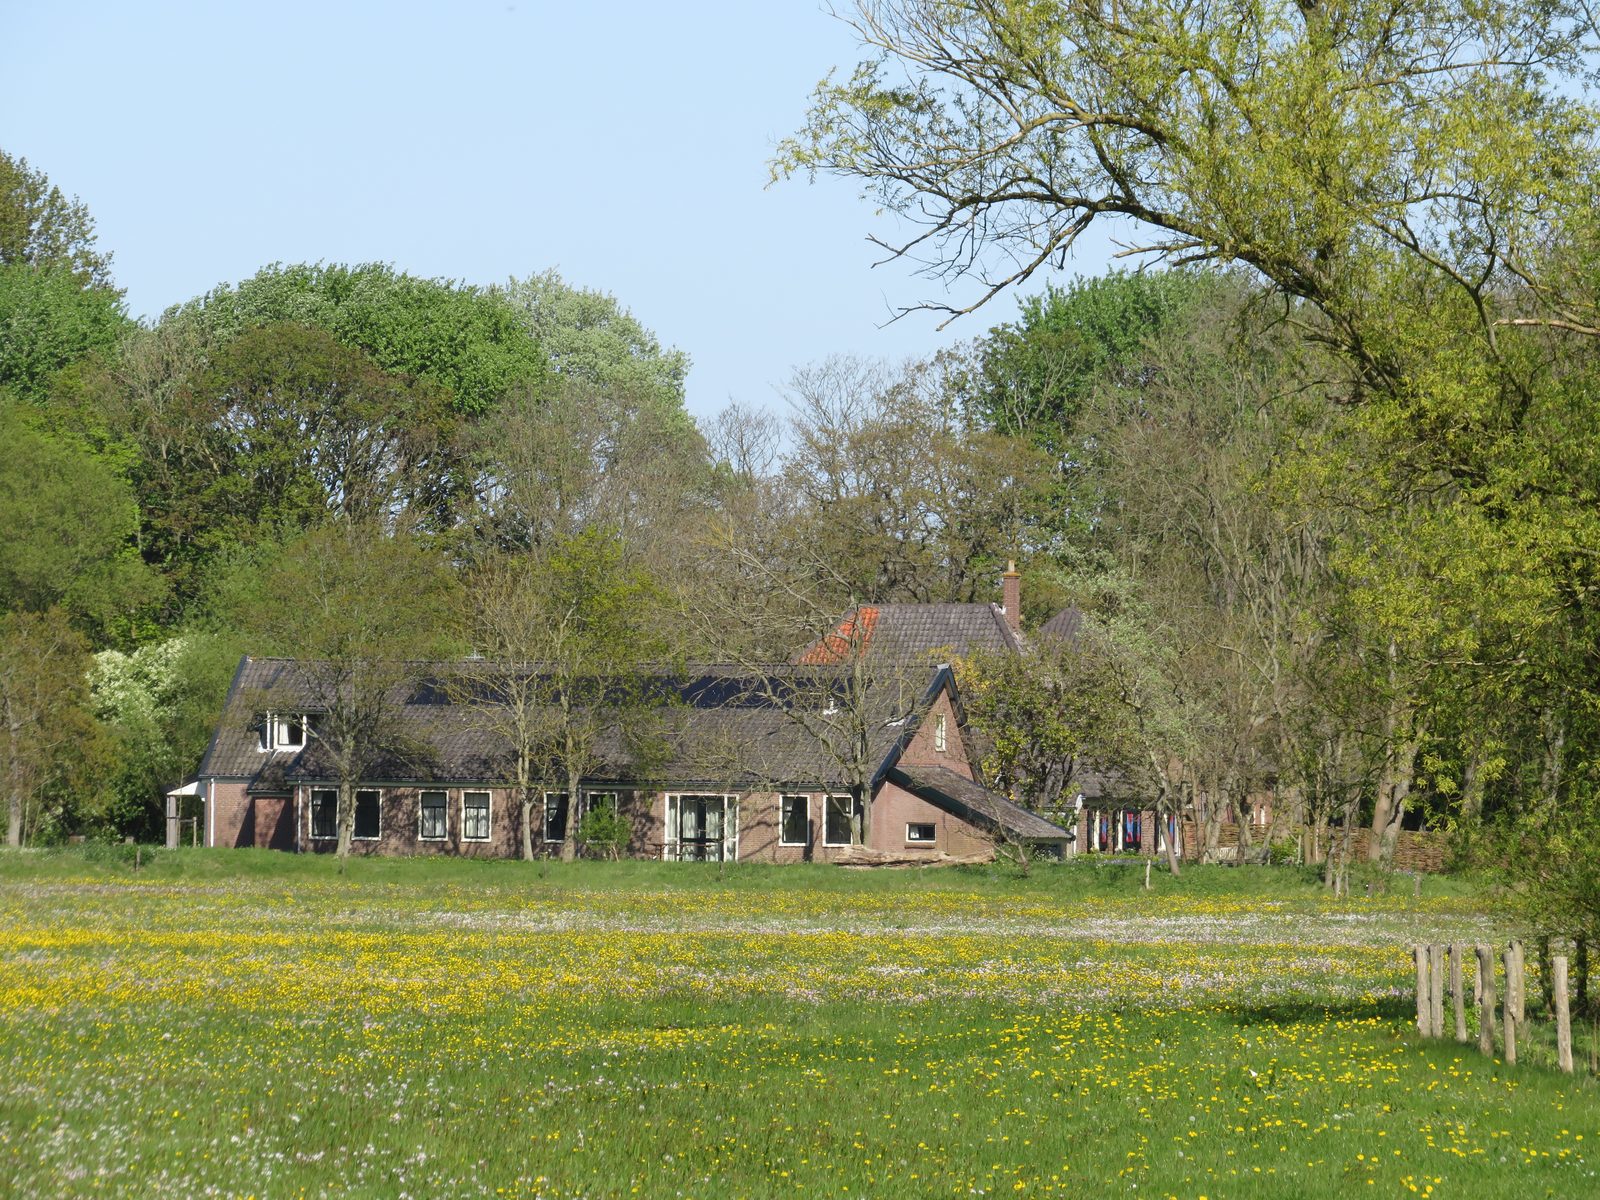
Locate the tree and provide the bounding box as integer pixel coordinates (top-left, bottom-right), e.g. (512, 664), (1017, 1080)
(0, 609), (99, 847)
(89, 632), (243, 841)
(684, 521), (929, 845)
(0, 265), (129, 404)
(977, 271), (1204, 455)
(236, 525), (462, 866)
(778, 351), (1055, 604)
(0, 149), (115, 289)
(954, 618), (1133, 817)
(180, 322), (463, 537)
(165, 262), (549, 416)
(0, 404), (163, 646)
(499, 269), (692, 434)
(777, 8), (1600, 862)
(466, 376), (712, 581)
(459, 530), (669, 862)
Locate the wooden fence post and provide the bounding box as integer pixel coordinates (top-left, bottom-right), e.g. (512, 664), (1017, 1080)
(1429, 944), (1445, 1040)
(1555, 954), (1574, 1074)
(1451, 943), (1468, 1042)
(1415, 946), (1431, 1036)
(1477, 944), (1497, 1058)
(1509, 940), (1526, 1026)
(1503, 945), (1518, 1065)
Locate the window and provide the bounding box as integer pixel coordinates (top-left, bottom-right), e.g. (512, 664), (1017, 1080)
(463, 791), (491, 841)
(544, 792), (569, 843)
(420, 791), (447, 840)
(664, 794), (736, 862)
(934, 713), (947, 753)
(353, 790), (380, 840)
(906, 822), (936, 843)
(260, 712), (307, 752)
(824, 794), (860, 846)
(310, 789), (337, 840)
(780, 795), (809, 846)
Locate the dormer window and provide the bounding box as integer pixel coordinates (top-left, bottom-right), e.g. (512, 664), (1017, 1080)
(934, 713), (947, 753)
(259, 712), (307, 752)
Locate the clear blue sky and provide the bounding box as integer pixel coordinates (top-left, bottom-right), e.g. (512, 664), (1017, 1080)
(3, 1), (1117, 420)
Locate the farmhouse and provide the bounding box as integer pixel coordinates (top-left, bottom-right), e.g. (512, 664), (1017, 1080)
(179, 653), (1071, 861)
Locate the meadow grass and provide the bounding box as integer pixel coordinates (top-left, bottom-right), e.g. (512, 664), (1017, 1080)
(0, 849), (1593, 1198)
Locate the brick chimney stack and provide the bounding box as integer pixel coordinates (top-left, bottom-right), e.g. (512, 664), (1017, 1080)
(1001, 560), (1021, 633)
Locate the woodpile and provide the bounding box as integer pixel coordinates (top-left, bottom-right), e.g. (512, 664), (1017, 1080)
(834, 846), (995, 869)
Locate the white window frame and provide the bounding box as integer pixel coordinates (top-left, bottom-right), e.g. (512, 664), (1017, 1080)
(543, 791), (569, 844)
(778, 794), (809, 847)
(309, 788), (338, 840)
(260, 711), (308, 753)
(352, 789), (382, 841)
(906, 822), (936, 843)
(419, 790), (448, 841)
(934, 713), (947, 753)
(462, 790), (492, 842)
(822, 793), (860, 847)
(662, 793), (739, 862)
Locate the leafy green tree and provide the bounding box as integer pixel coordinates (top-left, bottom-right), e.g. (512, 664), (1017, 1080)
(0, 265), (129, 405)
(782, 7), (1600, 868)
(0, 149), (115, 288)
(977, 271), (1204, 453)
(185, 322), (462, 533)
(0, 404), (163, 645)
(166, 262), (549, 415)
(235, 525), (463, 866)
(955, 620), (1134, 814)
(500, 269), (692, 432)
(0, 608), (101, 847)
(89, 632), (244, 840)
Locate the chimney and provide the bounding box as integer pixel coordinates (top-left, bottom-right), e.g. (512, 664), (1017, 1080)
(1001, 560), (1021, 633)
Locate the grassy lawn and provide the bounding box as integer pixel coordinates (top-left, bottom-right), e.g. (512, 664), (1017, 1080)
(0, 850), (1595, 1198)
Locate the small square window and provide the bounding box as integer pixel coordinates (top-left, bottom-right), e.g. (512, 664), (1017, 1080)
(261, 712), (308, 752)
(420, 791), (447, 840)
(780, 795), (809, 846)
(906, 822), (936, 843)
(463, 791), (491, 841)
(310, 789), (337, 840)
(823, 795), (860, 846)
(353, 790), (380, 840)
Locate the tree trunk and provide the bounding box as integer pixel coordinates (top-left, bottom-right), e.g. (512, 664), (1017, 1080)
(560, 762), (582, 862)
(336, 777), (355, 871)
(1162, 808), (1182, 877)
(519, 788), (534, 862)
(1369, 718), (1421, 863)
(1368, 647), (1421, 865)
(1459, 747), (1485, 826)
(4, 708), (23, 847)
(1194, 782), (1225, 863)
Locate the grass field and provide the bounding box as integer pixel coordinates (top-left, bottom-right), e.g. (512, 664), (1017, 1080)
(1, 850), (1596, 1198)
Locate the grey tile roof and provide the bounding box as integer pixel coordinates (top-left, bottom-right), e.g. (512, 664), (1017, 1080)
(887, 763), (1071, 842)
(797, 603), (1023, 664)
(1036, 606), (1085, 644)
(200, 657), (948, 791)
